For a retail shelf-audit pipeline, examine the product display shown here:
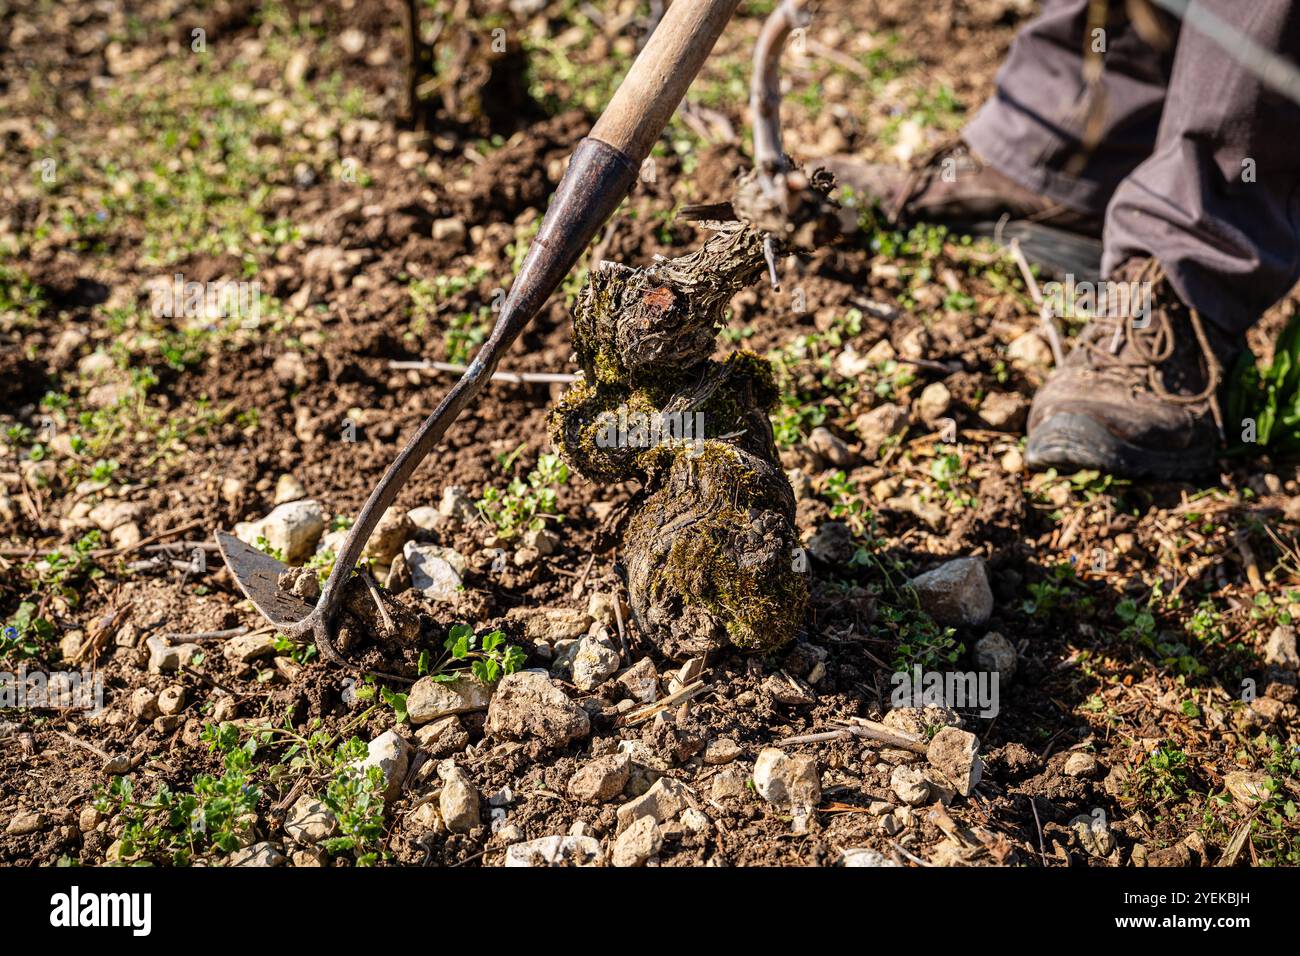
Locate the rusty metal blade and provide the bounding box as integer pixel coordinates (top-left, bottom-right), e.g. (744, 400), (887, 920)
(215, 530), (313, 628)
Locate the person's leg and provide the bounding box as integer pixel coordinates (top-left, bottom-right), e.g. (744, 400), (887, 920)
(1026, 0), (1300, 479)
(1102, 0), (1300, 334)
(964, 0), (1178, 220)
(825, 0), (1176, 277)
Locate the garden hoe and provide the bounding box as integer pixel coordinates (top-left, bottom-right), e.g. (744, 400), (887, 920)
(216, 0), (745, 666)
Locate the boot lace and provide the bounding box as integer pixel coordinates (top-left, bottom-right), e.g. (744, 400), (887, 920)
(1076, 258), (1225, 437)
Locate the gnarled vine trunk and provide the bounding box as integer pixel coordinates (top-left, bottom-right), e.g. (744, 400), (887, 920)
(549, 223), (808, 659)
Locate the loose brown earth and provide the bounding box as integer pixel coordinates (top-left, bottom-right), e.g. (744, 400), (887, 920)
(1, 0), (1298, 868)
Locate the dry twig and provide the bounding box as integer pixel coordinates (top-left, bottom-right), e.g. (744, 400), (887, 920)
(619, 679), (707, 726)
(388, 360), (576, 384)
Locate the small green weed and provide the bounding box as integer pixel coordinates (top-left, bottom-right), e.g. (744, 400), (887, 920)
(477, 452), (568, 539)
(426, 623), (526, 685)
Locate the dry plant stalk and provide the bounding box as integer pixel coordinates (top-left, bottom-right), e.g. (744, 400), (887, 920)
(750, 0), (810, 191)
(737, 0), (847, 256)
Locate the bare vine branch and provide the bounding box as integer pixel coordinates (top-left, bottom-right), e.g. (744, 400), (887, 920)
(749, 0), (812, 197)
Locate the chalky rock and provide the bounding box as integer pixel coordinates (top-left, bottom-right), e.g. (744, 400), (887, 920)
(505, 606), (591, 642)
(223, 632), (279, 664)
(439, 485), (479, 525)
(890, 765), (931, 806)
(842, 848), (900, 867)
(437, 762), (480, 833)
(568, 753), (632, 803)
(855, 402), (909, 459)
(925, 727), (983, 797)
(485, 671), (590, 749)
(146, 636), (200, 674)
(415, 715), (471, 757)
(352, 730), (411, 800)
(1265, 625), (1299, 669)
(362, 507), (415, 564)
(274, 474), (308, 503)
(616, 657), (659, 703)
(611, 815), (662, 867)
(1224, 770), (1271, 806)
(403, 541), (465, 602)
(503, 835), (602, 867)
(1008, 331), (1053, 369)
(753, 748), (821, 809)
(806, 426), (856, 467)
(228, 842), (287, 867)
(1063, 752), (1100, 778)
(406, 675), (493, 724)
(979, 392), (1028, 430)
(906, 557), (994, 627)
(1069, 813), (1115, 857)
(233, 499), (326, 563)
(615, 776), (691, 833)
(571, 634), (621, 691)
(88, 500), (143, 532)
(6, 810), (47, 835)
(973, 631), (1017, 684)
(916, 381), (951, 425)
(285, 797), (337, 845)
(882, 706), (962, 738)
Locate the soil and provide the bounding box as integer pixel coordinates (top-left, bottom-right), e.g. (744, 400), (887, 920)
(1, 0), (1297, 869)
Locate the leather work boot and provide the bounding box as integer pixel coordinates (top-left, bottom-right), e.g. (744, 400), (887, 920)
(1024, 258), (1244, 480)
(820, 141), (1103, 237)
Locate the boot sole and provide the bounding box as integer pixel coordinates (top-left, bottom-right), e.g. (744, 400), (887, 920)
(1025, 412), (1216, 480)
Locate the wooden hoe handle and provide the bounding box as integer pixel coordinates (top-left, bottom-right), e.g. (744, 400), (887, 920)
(592, 0), (745, 164)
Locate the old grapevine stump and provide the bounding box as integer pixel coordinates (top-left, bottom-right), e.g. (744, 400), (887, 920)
(549, 222), (807, 659)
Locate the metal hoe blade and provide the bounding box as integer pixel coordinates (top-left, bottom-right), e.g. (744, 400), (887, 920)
(215, 530), (313, 629)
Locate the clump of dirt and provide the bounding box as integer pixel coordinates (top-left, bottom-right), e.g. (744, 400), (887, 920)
(422, 8), (540, 137)
(551, 223), (807, 658)
(0, 351), (46, 407)
(456, 110), (588, 223)
(276, 566), (426, 672)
